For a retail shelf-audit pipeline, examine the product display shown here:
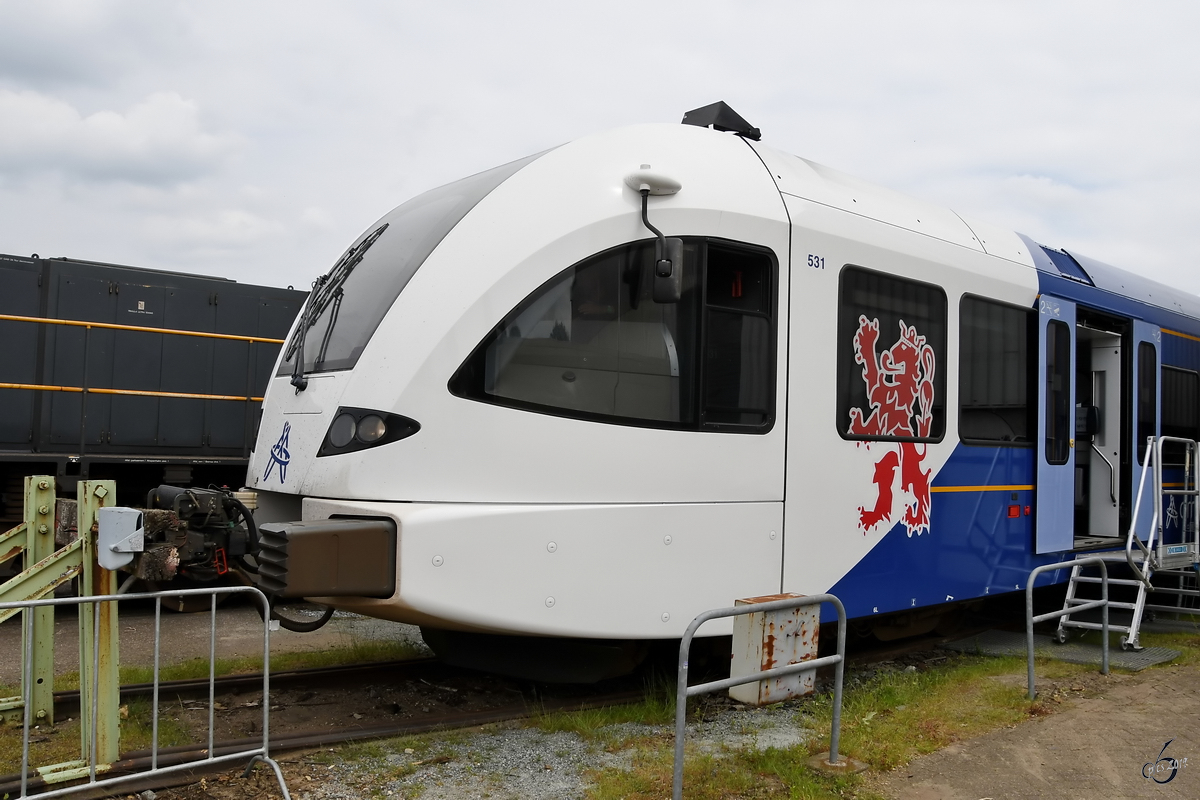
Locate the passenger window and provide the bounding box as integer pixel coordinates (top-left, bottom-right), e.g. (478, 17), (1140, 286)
(959, 296), (1036, 445)
(1162, 366), (1199, 464)
(1045, 320), (1072, 465)
(449, 239), (776, 432)
(836, 266), (946, 442)
(1137, 342), (1157, 464)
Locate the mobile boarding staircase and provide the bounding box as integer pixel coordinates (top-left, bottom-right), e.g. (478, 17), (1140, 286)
(1055, 436), (1200, 650)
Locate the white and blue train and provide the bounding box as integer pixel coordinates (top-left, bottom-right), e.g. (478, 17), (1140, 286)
(243, 103), (1200, 667)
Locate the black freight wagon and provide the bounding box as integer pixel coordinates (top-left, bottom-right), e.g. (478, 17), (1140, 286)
(0, 253), (305, 520)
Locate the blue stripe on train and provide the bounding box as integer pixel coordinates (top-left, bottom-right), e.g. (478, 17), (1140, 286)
(823, 444), (1072, 622)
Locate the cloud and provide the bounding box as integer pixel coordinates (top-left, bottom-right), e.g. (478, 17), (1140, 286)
(0, 0), (195, 89)
(143, 208), (286, 249)
(0, 90), (238, 185)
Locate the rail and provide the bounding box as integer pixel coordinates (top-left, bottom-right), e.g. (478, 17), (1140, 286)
(673, 594), (847, 800)
(1026, 558), (1109, 700)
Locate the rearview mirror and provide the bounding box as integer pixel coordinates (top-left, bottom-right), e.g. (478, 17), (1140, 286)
(653, 237), (684, 304)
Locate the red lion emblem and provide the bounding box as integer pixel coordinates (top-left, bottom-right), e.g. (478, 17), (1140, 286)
(849, 316), (935, 536)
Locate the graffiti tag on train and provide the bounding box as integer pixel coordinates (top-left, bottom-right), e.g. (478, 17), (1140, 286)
(848, 316), (935, 537)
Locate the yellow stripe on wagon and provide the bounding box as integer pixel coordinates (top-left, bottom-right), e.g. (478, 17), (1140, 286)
(0, 382), (264, 403)
(0, 311), (282, 403)
(0, 312), (286, 344)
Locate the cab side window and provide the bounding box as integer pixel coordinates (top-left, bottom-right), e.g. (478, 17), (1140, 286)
(703, 244), (773, 427)
(450, 238), (776, 432)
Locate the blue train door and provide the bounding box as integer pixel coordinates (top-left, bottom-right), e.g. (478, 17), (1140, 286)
(1036, 295), (1076, 553)
(1130, 320), (1161, 536)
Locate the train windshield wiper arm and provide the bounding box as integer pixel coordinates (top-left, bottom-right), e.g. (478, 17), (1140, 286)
(314, 288), (343, 371)
(287, 222), (389, 392)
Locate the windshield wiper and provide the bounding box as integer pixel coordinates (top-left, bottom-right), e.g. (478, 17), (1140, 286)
(288, 222), (389, 392)
(314, 287), (343, 371)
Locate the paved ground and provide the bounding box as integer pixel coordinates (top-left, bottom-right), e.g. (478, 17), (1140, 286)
(866, 664), (1200, 799)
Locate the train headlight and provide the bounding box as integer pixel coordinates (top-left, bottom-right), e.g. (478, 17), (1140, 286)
(329, 413), (357, 448)
(357, 414), (387, 443)
(317, 407), (419, 457)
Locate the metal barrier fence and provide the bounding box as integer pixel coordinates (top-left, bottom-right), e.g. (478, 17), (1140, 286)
(1025, 558), (1109, 700)
(673, 594), (847, 800)
(1, 586), (291, 799)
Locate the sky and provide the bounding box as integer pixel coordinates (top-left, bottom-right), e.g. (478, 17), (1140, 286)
(1, 1), (1198, 295)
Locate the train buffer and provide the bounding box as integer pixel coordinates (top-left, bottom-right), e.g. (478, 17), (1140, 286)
(1056, 436), (1200, 651)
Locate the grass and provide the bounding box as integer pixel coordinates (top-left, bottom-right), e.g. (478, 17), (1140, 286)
(0, 636), (427, 696)
(576, 653), (1065, 800)
(117, 636), (427, 685)
(531, 678), (677, 746)
(576, 626), (1200, 800)
(803, 654), (1064, 769)
(585, 744), (864, 800)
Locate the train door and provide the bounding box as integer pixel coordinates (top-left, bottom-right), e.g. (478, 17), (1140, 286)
(1130, 321), (1161, 535)
(1061, 311), (1160, 547)
(1035, 295), (1075, 553)
(1078, 323), (1123, 538)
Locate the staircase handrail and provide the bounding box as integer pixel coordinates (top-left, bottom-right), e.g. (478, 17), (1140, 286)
(1125, 436), (1157, 588)
(1151, 435), (1200, 567)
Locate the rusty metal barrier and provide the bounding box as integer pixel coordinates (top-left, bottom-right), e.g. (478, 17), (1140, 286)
(673, 594), (847, 800)
(1, 586), (291, 799)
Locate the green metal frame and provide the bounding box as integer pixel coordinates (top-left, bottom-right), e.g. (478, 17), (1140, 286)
(0, 477), (121, 781)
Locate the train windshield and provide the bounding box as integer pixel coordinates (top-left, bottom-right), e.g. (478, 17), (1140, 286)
(280, 150), (548, 376)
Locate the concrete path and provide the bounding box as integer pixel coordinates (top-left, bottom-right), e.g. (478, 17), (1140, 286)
(868, 664), (1200, 799)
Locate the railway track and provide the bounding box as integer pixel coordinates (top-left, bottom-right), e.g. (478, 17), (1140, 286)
(0, 655), (650, 797)
(0, 617), (1013, 797)
(47, 657), (442, 718)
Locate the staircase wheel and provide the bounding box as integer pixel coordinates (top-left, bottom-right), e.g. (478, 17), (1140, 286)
(1120, 636), (1133, 651)
(1053, 628), (1069, 644)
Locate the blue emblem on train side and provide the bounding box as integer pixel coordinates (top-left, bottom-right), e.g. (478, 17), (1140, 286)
(263, 421), (291, 483)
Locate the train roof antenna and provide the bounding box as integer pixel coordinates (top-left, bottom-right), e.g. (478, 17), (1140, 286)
(681, 102), (761, 141)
